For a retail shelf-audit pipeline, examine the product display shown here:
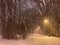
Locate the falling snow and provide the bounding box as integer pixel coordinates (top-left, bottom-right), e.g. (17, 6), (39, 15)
(0, 0), (60, 45)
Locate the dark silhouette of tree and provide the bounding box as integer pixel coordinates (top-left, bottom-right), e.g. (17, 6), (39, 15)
(0, 0), (42, 39)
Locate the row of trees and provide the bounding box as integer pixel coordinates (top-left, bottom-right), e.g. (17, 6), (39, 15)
(0, 0), (42, 39)
(0, 0), (60, 39)
(35, 0), (60, 37)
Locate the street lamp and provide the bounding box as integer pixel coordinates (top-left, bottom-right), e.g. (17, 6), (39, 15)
(44, 19), (49, 25)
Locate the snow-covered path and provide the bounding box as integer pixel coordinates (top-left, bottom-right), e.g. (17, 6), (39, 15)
(27, 34), (60, 45)
(0, 34), (60, 45)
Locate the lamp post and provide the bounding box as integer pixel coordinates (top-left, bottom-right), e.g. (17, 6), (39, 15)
(43, 18), (50, 35)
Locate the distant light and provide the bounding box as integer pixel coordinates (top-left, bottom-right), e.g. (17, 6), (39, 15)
(45, 20), (48, 23)
(35, 26), (40, 33)
(36, 26), (40, 31)
(44, 20), (48, 23)
(44, 19), (49, 24)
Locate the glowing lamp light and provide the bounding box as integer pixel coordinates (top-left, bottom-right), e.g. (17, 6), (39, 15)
(44, 20), (48, 23)
(44, 19), (49, 24)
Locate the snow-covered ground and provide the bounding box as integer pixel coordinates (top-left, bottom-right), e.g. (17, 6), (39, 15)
(0, 34), (60, 45)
